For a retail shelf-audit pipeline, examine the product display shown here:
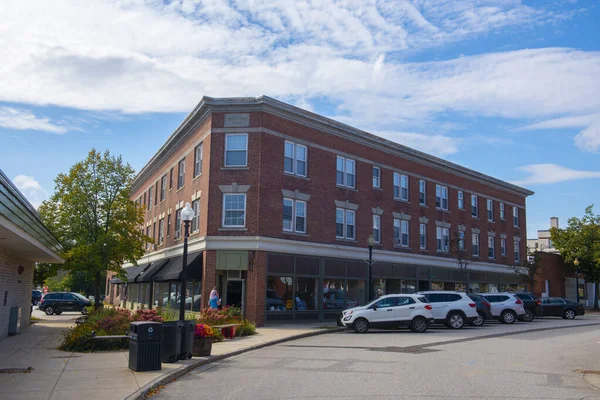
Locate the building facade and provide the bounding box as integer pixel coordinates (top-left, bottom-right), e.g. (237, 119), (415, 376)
(106, 96), (533, 325)
(0, 170), (63, 338)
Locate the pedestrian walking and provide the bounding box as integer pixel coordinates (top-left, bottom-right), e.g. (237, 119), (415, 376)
(209, 286), (220, 309)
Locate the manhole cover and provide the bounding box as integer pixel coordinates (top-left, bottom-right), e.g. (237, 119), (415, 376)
(0, 367), (33, 374)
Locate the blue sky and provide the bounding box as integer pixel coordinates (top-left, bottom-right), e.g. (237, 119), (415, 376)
(1, 0), (599, 238)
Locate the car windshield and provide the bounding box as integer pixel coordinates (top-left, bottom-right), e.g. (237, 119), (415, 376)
(73, 293), (88, 301)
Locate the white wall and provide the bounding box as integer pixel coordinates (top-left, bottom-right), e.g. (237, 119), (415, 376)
(0, 248), (33, 338)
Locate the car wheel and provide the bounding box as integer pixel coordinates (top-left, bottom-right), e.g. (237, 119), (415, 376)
(44, 306), (54, 315)
(501, 310), (516, 324)
(470, 312), (485, 327)
(447, 312), (465, 329)
(521, 309), (535, 322)
(410, 317), (428, 333)
(564, 309), (576, 320)
(353, 318), (370, 333)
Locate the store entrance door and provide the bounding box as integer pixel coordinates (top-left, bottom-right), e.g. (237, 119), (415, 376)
(225, 279), (245, 316)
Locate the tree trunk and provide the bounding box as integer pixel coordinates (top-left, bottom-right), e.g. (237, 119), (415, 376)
(94, 272), (101, 310)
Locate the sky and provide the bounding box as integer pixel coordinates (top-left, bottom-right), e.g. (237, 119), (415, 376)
(0, 0), (599, 238)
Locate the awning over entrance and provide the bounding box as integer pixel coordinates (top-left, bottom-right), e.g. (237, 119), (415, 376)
(136, 258), (170, 283)
(152, 251), (203, 282)
(109, 263), (151, 284)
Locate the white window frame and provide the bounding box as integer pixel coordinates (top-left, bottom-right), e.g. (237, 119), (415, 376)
(500, 203), (505, 220)
(458, 190), (464, 209)
(472, 233), (480, 256)
(283, 198), (307, 233)
(436, 184), (448, 210)
(177, 158), (185, 189)
(487, 199), (494, 221)
(160, 174), (167, 202)
(401, 220), (409, 247)
(194, 142), (203, 177)
(224, 133), (248, 167)
(175, 209), (182, 240)
(393, 173), (409, 201)
(335, 208), (355, 240)
(192, 200), (200, 233)
(372, 215), (381, 243)
(501, 238), (507, 256)
(514, 240), (520, 262)
(513, 206), (519, 227)
(372, 166), (380, 188)
(158, 218), (164, 245)
(436, 227), (449, 252)
(222, 193), (247, 228)
(336, 156), (356, 189)
(458, 231), (465, 251)
(284, 141), (307, 177)
(146, 226), (151, 249)
(419, 180), (426, 205)
(471, 195), (478, 218)
(419, 223), (427, 250)
(488, 236), (495, 259)
(147, 187), (153, 210)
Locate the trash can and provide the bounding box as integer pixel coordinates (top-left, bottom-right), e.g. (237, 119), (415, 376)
(8, 307), (21, 335)
(161, 321), (182, 363)
(128, 321), (162, 372)
(180, 320), (195, 360)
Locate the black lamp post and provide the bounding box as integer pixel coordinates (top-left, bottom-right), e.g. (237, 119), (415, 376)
(366, 234), (375, 303)
(574, 258), (580, 303)
(179, 202), (195, 321)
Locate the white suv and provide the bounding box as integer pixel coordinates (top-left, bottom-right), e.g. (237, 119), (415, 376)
(417, 291), (479, 329)
(340, 294), (434, 333)
(480, 293), (526, 324)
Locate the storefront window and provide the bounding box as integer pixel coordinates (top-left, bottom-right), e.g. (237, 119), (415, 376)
(267, 276), (292, 311)
(488, 283), (498, 293)
(479, 283), (489, 293)
(386, 279), (402, 294)
(169, 283), (180, 308)
(468, 283), (480, 293)
(456, 283), (466, 293)
(155, 282), (169, 307)
(295, 277), (317, 310)
(373, 279), (386, 298)
(346, 280), (365, 308)
(431, 281), (444, 291)
(192, 282), (202, 312)
(130, 284), (139, 304)
(402, 280), (417, 294)
(443, 282), (456, 291)
(323, 279), (345, 309)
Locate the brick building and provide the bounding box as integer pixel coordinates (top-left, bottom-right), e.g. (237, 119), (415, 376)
(0, 169), (63, 338)
(106, 96), (533, 326)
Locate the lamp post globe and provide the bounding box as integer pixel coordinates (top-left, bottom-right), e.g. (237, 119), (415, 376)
(181, 202), (194, 223)
(574, 258), (580, 303)
(179, 202), (194, 321)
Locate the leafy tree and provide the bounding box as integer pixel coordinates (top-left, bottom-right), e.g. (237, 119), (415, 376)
(450, 230), (471, 292)
(33, 263), (60, 287)
(39, 149), (151, 308)
(550, 205), (600, 308)
(512, 246), (544, 291)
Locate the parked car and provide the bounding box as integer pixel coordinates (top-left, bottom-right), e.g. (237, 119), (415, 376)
(38, 292), (92, 315)
(480, 293), (526, 324)
(340, 294), (434, 333)
(417, 291), (479, 329)
(540, 297), (585, 319)
(32, 290), (42, 305)
(467, 294), (493, 326)
(513, 292), (542, 322)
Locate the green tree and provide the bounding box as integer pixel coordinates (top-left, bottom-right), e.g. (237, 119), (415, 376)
(550, 205), (600, 308)
(39, 149), (151, 308)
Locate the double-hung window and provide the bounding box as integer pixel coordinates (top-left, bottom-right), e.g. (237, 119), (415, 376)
(471, 195), (478, 217)
(419, 223), (427, 250)
(177, 158), (185, 189)
(194, 143), (203, 177)
(500, 203), (505, 220)
(458, 190), (464, 209)
(158, 218), (164, 245)
(223, 194), (246, 227)
(488, 236), (495, 259)
(419, 180), (426, 205)
(225, 134), (248, 167)
(167, 214), (171, 237)
(283, 198), (306, 233)
(514, 240), (520, 262)
(336, 156), (356, 188)
(147, 187), (153, 210)
(284, 141), (307, 177)
(487, 199), (494, 221)
(169, 168), (173, 190)
(146, 226), (151, 249)
(336, 208), (355, 240)
(458, 231), (465, 251)
(372, 167), (380, 188)
(393, 219), (409, 247)
(472, 233), (480, 256)
(393, 173), (409, 201)
(513, 206), (519, 227)
(436, 185), (448, 210)
(160, 174), (167, 201)
(501, 238), (507, 256)
(154, 183), (158, 206)
(191, 200), (200, 232)
(372, 215), (381, 243)
(436, 227), (449, 252)
(175, 209), (182, 239)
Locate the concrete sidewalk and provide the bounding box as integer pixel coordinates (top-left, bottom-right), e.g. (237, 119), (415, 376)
(0, 315), (340, 400)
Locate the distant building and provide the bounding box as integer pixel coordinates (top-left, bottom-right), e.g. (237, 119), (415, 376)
(527, 217), (560, 253)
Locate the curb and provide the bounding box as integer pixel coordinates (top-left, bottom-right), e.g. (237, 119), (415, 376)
(124, 327), (344, 400)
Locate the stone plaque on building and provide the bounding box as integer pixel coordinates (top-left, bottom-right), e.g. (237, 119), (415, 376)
(224, 113), (250, 127)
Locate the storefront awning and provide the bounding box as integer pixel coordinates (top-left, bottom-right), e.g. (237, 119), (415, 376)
(109, 263), (150, 284)
(152, 251), (203, 282)
(136, 258), (170, 283)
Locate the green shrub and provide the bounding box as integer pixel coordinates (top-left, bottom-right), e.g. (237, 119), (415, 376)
(59, 324), (129, 352)
(212, 328), (224, 342)
(238, 320), (256, 337)
(197, 306), (242, 326)
(157, 306), (179, 322)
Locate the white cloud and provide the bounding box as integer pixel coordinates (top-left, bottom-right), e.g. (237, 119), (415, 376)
(374, 131), (459, 157)
(511, 164), (600, 186)
(12, 175), (48, 208)
(574, 120), (600, 153)
(0, 107), (67, 134)
(518, 114), (600, 153)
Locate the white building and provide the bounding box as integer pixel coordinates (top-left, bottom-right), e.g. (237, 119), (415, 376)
(527, 217), (560, 253)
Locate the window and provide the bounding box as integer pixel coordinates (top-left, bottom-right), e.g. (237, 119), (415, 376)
(225, 134), (248, 167)
(472, 233), (480, 256)
(514, 240), (520, 262)
(152, 222), (156, 245)
(471, 195), (478, 217)
(419, 223), (426, 250)
(283, 198), (306, 233)
(513, 206), (519, 227)
(158, 218), (164, 245)
(169, 168), (173, 190)
(146, 226), (151, 249)
(487, 199), (493, 221)
(154, 183), (158, 206)
(372, 215), (381, 243)
(400, 220), (409, 246)
(223, 194), (246, 227)
(419, 180), (426, 205)
(336, 208), (355, 239)
(393, 173), (409, 201)
(147, 187), (153, 210)
(175, 209), (182, 239)
(488, 236), (495, 259)
(458, 231), (465, 251)
(167, 214), (171, 237)
(284, 141), (307, 177)
(177, 158), (185, 189)
(192, 200), (200, 232)
(436, 185), (448, 210)
(458, 191), (464, 209)
(436, 227), (449, 252)
(372, 166), (380, 188)
(500, 203), (505, 220)
(194, 143), (203, 177)
(143, 192), (146, 206)
(336, 156), (356, 188)
(160, 174), (167, 201)
(501, 238), (506, 256)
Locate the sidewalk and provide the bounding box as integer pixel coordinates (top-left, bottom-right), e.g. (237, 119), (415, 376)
(0, 315), (341, 400)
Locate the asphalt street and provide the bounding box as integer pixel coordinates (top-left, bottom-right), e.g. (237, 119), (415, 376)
(154, 316), (600, 400)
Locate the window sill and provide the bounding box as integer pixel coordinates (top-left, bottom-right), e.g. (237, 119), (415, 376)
(336, 185), (358, 192)
(488, 257), (495, 260)
(393, 245), (411, 250)
(472, 255), (480, 259)
(419, 204), (427, 208)
(488, 220), (494, 223)
(394, 198), (410, 204)
(221, 166), (249, 171)
(160, 199), (166, 204)
(219, 227), (248, 232)
(436, 250), (450, 254)
(190, 230), (201, 236)
(192, 174), (202, 182)
(472, 216), (480, 220)
(335, 237), (357, 243)
(284, 172), (309, 180)
(372, 186), (383, 191)
(176, 187), (185, 192)
(435, 208), (450, 213)
(282, 231), (309, 237)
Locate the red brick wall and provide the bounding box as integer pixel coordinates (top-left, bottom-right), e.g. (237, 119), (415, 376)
(531, 252), (574, 298)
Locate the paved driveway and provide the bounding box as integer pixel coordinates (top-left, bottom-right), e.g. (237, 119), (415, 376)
(155, 316), (600, 400)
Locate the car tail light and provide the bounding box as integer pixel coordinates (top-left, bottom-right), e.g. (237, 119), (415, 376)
(468, 303), (476, 308)
(483, 301), (491, 308)
(535, 299), (541, 306)
(39, 298), (44, 304)
(424, 305), (432, 310)
(515, 299), (523, 305)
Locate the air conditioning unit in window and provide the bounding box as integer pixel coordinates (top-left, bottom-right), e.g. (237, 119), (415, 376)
(227, 270), (242, 279)
(394, 238), (403, 246)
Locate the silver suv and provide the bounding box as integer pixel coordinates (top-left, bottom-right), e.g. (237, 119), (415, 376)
(417, 291), (479, 329)
(480, 293), (526, 324)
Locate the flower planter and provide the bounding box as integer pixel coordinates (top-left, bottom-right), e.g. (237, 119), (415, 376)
(192, 337), (213, 357)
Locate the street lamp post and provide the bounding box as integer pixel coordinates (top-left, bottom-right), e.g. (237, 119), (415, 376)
(179, 202), (195, 321)
(574, 258), (580, 303)
(366, 235), (375, 303)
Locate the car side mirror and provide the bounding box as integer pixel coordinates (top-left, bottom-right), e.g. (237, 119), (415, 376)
(371, 305), (377, 311)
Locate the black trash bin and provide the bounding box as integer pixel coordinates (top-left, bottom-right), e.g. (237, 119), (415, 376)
(180, 320), (195, 360)
(161, 321), (182, 363)
(128, 321), (162, 372)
